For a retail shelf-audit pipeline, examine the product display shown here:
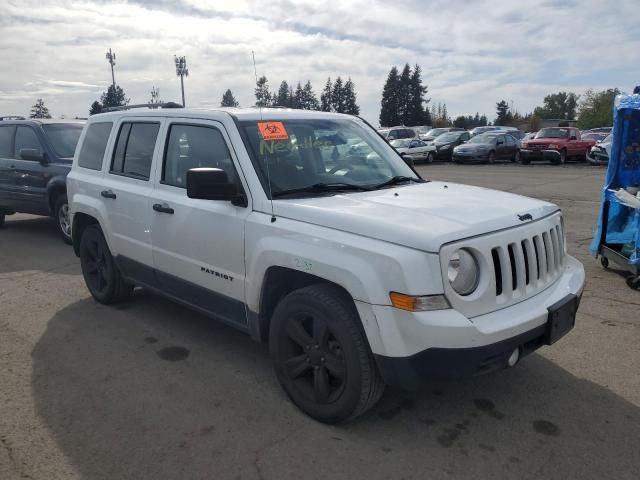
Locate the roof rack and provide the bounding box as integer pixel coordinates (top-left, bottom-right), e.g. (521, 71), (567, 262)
(102, 102), (183, 113)
(0, 115), (26, 121)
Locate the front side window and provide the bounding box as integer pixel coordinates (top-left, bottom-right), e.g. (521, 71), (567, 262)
(78, 122), (113, 170)
(163, 124), (237, 188)
(111, 122), (159, 180)
(240, 118), (419, 197)
(0, 126), (15, 157)
(14, 126), (42, 159)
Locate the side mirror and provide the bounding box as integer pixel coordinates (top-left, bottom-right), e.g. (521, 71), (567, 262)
(569, 135), (577, 141)
(20, 148), (45, 163)
(186, 168), (246, 207)
(496, 141), (504, 146)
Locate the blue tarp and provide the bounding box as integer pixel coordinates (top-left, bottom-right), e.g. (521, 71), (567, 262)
(590, 93), (640, 265)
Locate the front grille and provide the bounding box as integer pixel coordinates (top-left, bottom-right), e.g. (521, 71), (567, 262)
(490, 223), (565, 303)
(440, 212), (566, 318)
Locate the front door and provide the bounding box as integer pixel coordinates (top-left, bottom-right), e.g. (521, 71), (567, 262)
(150, 119), (250, 327)
(11, 125), (49, 214)
(0, 125), (16, 208)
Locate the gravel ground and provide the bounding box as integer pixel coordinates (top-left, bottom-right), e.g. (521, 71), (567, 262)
(0, 163), (638, 480)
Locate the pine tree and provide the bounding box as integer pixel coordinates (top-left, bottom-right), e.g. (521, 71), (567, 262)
(343, 78), (360, 115)
(320, 77), (332, 112)
(302, 81), (320, 110)
(406, 64), (429, 126)
(89, 101), (103, 116)
(379, 66), (400, 127)
(220, 89), (239, 107)
(292, 82), (304, 109)
(275, 81), (290, 107)
(397, 64), (412, 125)
(30, 98), (51, 118)
(331, 77), (346, 113)
(100, 85), (129, 108)
(495, 100), (510, 126)
(441, 104), (449, 126)
(254, 76), (271, 107)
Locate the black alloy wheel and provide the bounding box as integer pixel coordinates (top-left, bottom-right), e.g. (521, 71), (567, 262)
(270, 284), (384, 423)
(79, 225), (133, 304)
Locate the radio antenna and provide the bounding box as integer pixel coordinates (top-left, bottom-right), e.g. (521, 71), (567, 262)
(252, 50), (276, 223)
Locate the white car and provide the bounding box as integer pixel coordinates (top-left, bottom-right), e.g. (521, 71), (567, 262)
(390, 138), (436, 163)
(68, 107), (585, 423)
(586, 134), (612, 165)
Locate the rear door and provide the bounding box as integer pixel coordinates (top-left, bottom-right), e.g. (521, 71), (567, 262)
(149, 119), (250, 326)
(0, 124), (16, 208)
(11, 125), (49, 214)
(100, 118), (162, 280)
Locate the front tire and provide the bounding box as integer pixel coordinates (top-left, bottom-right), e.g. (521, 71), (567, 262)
(487, 151), (496, 164)
(54, 194), (72, 244)
(79, 225), (133, 304)
(558, 149), (567, 164)
(513, 150), (521, 163)
(0, 212), (4, 228)
(269, 284), (384, 424)
(426, 152), (435, 164)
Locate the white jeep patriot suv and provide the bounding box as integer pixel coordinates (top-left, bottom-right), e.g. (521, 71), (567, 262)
(68, 107), (585, 423)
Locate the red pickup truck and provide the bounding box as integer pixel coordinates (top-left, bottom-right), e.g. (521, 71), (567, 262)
(520, 127), (596, 164)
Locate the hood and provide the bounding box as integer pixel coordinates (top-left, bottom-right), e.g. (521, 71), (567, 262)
(273, 182), (558, 252)
(525, 138), (563, 144)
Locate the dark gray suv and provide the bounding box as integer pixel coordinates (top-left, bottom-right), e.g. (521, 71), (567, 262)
(0, 119), (84, 243)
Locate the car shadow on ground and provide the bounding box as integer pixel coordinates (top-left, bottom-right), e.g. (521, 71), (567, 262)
(0, 215), (77, 274)
(32, 292), (639, 480)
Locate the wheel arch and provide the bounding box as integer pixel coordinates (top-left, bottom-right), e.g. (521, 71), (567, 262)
(46, 178), (67, 215)
(71, 212), (100, 256)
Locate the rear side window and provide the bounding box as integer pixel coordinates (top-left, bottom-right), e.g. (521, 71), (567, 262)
(14, 126), (42, 159)
(163, 124), (237, 188)
(78, 122), (113, 170)
(0, 125), (15, 157)
(111, 122), (159, 180)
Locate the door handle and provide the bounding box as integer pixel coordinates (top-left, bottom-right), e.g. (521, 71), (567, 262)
(101, 190), (117, 199)
(153, 203), (174, 214)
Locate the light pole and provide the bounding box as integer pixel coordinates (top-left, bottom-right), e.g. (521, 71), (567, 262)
(149, 86), (161, 108)
(174, 55), (188, 107)
(105, 48), (116, 88)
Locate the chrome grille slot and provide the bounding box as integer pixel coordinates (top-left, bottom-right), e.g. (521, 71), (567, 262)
(440, 212), (566, 318)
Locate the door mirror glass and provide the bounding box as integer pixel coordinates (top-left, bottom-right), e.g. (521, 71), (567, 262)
(19, 148), (45, 162)
(186, 167), (245, 205)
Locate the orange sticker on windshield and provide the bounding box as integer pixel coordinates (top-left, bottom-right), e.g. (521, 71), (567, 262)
(258, 121), (289, 141)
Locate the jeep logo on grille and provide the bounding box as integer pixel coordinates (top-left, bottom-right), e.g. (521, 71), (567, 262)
(518, 213), (533, 222)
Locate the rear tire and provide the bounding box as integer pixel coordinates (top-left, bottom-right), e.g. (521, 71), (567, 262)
(54, 194), (73, 245)
(269, 284), (384, 424)
(79, 224), (133, 304)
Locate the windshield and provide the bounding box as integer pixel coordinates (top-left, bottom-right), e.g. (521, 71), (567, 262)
(390, 139), (412, 148)
(468, 134), (496, 144)
(42, 124), (83, 158)
(536, 128), (569, 139)
(435, 132), (460, 142)
(240, 118), (419, 197)
(424, 128), (447, 138)
(602, 134), (612, 143)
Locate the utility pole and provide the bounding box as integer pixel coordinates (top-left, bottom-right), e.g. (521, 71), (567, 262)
(174, 55), (189, 107)
(105, 48), (116, 88)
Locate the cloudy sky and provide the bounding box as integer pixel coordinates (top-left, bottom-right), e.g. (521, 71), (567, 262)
(1, 0), (639, 124)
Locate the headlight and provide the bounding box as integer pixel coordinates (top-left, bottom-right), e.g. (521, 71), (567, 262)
(548, 144), (560, 149)
(447, 249), (479, 296)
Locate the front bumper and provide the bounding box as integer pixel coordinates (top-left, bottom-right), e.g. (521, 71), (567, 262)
(453, 151), (489, 163)
(521, 148), (561, 162)
(357, 255), (585, 388)
(586, 149), (608, 165)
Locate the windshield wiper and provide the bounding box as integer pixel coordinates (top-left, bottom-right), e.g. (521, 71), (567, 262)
(370, 176), (424, 190)
(272, 182), (373, 198)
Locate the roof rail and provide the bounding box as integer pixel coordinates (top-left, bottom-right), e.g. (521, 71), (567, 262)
(102, 102), (183, 113)
(0, 115), (26, 121)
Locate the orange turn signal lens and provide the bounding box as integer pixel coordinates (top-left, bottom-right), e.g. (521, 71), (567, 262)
(389, 292), (450, 312)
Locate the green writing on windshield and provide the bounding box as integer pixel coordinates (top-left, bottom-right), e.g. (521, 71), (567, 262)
(259, 137), (334, 155)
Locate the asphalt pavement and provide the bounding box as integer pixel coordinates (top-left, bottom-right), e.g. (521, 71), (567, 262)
(0, 163), (638, 480)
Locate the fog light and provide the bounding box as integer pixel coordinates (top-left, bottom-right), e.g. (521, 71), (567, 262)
(507, 348), (520, 367)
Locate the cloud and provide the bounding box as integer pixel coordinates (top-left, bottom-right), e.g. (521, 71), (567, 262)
(0, 0), (638, 123)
